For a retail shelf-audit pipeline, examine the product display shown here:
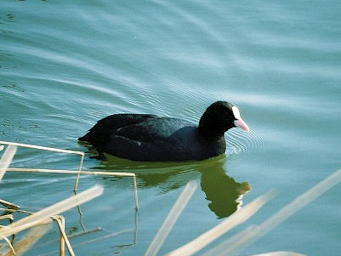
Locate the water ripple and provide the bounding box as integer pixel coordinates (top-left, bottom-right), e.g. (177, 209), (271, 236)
(226, 129), (264, 155)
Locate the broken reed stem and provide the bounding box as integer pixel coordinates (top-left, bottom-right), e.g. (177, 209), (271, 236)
(57, 217), (65, 256)
(0, 200), (20, 210)
(0, 219), (52, 240)
(132, 174), (139, 210)
(3, 223), (51, 256)
(1, 141), (139, 254)
(145, 181), (197, 256)
(7, 168), (139, 210)
(0, 215), (13, 221)
(0, 145), (17, 181)
(6, 168), (135, 177)
(1, 235), (16, 255)
(36, 229), (133, 256)
(0, 140), (85, 192)
(74, 153), (85, 192)
(0, 209), (32, 215)
(52, 216), (75, 256)
(164, 192), (273, 256)
(0, 194), (99, 256)
(0, 185), (103, 238)
(2, 141), (139, 209)
(0, 141), (83, 156)
(203, 168), (341, 256)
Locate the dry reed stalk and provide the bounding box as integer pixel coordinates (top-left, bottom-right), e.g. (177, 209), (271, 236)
(0, 185), (103, 238)
(7, 168), (135, 177)
(0, 209), (31, 215)
(52, 216), (75, 256)
(0, 235), (16, 255)
(0, 145), (17, 181)
(53, 216), (66, 256)
(0, 141), (85, 191)
(0, 215), (13, 221)
(0, 145), (17, 252)
(0, 141), (83, 156)
(203, 168), (341, 256)
(145, 181), (197, 256)
(0, 219), (51, 239)
(1, 141), (139, 254)
(7, 167), (139, 210)
(36, 229), (134, 256)
(0, 200), (19, 210)
(164, 192), (273, 256)
(248, 252), (305, 256)
(7, 215), (84, 256)
(2, 223), (51, 256)
(132, 175), (139, 210)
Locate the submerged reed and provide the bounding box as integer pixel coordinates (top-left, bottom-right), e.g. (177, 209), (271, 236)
(164, 192), (273, 256)
(145, 181), (197, 256)
(2, 223), (51, 256)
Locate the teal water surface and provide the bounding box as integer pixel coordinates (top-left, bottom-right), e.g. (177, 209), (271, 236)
(1, 0), (341, 255)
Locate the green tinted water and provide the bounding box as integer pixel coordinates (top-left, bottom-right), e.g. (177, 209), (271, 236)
(1, 0), (341, 255)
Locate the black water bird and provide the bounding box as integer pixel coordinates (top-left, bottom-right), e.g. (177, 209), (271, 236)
(78, 101), (249, 161)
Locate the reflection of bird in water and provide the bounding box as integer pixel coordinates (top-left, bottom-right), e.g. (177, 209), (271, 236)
(96, 155), (250, 219)
(200, 166), (250, 218)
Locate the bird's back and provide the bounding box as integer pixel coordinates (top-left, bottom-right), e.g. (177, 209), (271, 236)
(79, 113), (226, 161)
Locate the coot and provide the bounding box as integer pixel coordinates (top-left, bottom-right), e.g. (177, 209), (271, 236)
(78, 101), (249, 161)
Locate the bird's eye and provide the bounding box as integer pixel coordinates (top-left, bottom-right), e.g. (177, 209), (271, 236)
(232, 106), (241, 120)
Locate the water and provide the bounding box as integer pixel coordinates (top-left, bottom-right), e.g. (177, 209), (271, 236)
(1, 0), (341, 255)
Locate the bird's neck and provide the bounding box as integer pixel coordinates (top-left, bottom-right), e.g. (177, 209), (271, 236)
(198, 126), (225, 139)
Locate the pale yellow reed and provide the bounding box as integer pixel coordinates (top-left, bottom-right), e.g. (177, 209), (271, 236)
(2, 224), (51, 256)
(0, 145), (17, 181)
(7, 167), (139, 210)
(203, 168), (341, 256)
(145, 181), (197, 256)
(164, 192), (272, 256)
(248, 252), (305, 256)
(0, 185), (103, 238)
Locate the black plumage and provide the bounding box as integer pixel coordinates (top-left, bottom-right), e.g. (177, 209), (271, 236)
(78, 101), (249, 161)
